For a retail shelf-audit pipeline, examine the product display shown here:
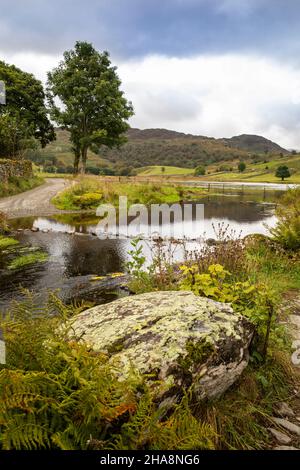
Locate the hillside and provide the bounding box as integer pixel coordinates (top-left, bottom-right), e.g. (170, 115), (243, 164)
(222, 134), (289, 154)
(34, 127), (289, 173)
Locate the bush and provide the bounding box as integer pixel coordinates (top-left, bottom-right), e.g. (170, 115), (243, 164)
(238, 162), (246, 173)
(179, 263), (279, 359)
(73, 192), (103, 209)
(194, 165), (206, 176)
(270, 188), (300, 250)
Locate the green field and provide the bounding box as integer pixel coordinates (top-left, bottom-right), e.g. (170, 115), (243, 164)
(204, 155), (300, 183)
(137, 165), (193, 176)
(134, 155), (300, 183)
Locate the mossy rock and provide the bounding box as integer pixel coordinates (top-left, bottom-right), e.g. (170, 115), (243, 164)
(69, 291), (254, 402)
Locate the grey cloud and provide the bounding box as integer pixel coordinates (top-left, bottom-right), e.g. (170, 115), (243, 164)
(1, 0), (300, 63)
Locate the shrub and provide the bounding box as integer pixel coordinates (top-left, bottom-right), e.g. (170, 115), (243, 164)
(238, 162), (246, 173)
(270, 188), (300, 250)
(194, 165), (206, 176)
(73, 192), (103, 209)
(179, 263), (279, 359)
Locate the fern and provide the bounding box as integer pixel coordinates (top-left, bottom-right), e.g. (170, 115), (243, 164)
(0, 292), (216, 450)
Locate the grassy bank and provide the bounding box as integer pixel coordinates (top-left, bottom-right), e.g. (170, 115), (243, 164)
(0, 175), (44, 198)
(52, 176), (207, 210)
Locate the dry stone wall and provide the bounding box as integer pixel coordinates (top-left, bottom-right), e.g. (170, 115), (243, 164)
(0, 159), (32, 182)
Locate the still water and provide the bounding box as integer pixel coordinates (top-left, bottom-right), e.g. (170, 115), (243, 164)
(0, 195), (278, 309)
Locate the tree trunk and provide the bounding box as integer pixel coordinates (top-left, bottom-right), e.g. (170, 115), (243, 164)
(73, 148), (80, 174)
(81, 146), (88, 174)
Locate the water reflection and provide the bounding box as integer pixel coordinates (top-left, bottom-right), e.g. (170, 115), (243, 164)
(1, 196), (277, 309)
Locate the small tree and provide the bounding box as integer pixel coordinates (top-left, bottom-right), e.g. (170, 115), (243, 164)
(275, 165), (291, 181)
(194, 165), (206, 176)
(161, 166), (165, 174)
(238, 162), (246, 173)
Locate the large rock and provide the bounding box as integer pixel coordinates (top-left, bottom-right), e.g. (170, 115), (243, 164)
(69, 291), (254, 401)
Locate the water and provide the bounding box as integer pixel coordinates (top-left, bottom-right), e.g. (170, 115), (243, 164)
(0, 195), (278, 310)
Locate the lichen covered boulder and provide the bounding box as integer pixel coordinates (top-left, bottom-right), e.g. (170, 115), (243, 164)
(69, 291), (254, 401)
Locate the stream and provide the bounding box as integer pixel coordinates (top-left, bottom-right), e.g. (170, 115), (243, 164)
(0, 193), (280, 310)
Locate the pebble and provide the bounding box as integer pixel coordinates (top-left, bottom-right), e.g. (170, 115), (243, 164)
(275, 402), (295, 418)
(272, 418), (300, 437)
(273, 446), (299, 451)
(268, 428), (292, 445)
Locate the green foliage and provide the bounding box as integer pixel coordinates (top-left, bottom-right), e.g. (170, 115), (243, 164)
(47, 41), (133, 173)
(270, 188), (300, 250)
(113, 394), (215, 450)
(0, 292), (215, 450)
(0, 235), (19, 249)
(8, 252), (48, 270)
(0, 175), (44, 198)
(73, 192), (103, 209)
(125, 239), (155, 294)
(0, 60), (54, 158)
(52, 178), (205, 210)
(126, 238), (179, 294)
(238, 161), (246, 172)
(275, 165), (291, 181)
(179, 263), (279, 358)
(194, 165), (206, 176)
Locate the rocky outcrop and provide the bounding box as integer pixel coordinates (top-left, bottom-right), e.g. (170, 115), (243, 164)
(68, 291), (254, 402)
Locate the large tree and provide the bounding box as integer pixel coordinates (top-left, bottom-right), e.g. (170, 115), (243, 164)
(0, 60), (55, 158)
(47, 41), (134, 174)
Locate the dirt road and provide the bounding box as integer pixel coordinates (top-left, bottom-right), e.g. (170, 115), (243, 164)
(0, 178), (70, 218)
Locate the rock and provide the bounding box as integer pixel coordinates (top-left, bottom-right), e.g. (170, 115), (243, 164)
(273, 446), (299, 451)
(275, 402), (295, 418)
(68, 291), (254, 402)
(0, 328), (5, 365)
(268, 428), (292, 444)
(272, 418), (300, 437)
(31, 227), (39, 232)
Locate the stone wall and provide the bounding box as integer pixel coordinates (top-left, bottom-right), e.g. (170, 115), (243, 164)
(0, 159), (33, 182)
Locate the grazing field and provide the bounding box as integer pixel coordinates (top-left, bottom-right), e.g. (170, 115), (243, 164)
(137, 165), (193, 176)
(204, 154), (300, 183)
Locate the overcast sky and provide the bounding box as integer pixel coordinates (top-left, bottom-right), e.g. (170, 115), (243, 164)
(1, 0), (300, 148)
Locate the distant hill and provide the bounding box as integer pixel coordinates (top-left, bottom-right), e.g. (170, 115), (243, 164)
(35, 127), (289, 173)
(223, 134), (289, 155)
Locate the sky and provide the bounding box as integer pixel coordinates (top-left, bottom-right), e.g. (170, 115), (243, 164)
(1, 0), (300, 148)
